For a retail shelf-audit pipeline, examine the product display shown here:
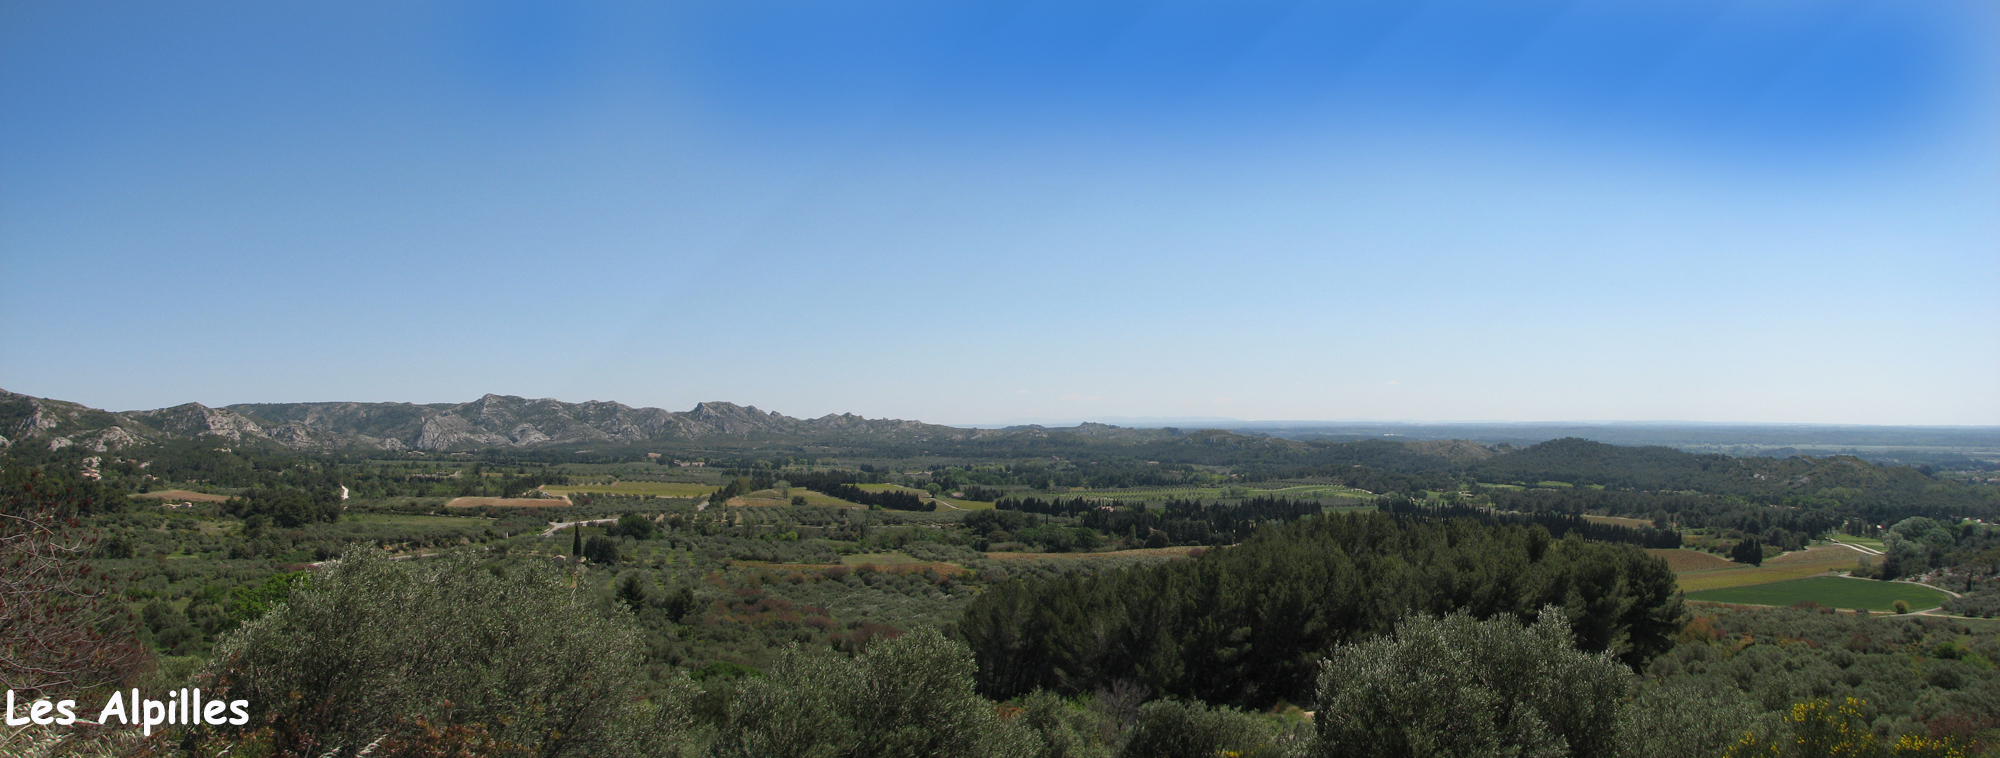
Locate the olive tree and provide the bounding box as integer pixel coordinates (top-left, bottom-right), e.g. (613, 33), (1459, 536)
(202, 547), (696, 757)
(1310, 607), (1629, 758)
(709, 629), (1035, 758)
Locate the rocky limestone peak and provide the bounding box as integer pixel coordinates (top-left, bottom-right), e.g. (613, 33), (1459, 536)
(688, 401), (759, 424)
(135, 402), (267, 441)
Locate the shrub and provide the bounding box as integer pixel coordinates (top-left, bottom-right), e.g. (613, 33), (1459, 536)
(1117, 699), (1298, 758)
(1310, 607), (1627, 758)
(202, 547), (694, 757)
(708, 629), (1033, 758)
(585, 534), (621, 564)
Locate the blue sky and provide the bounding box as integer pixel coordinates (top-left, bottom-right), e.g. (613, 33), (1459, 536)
(2, 0), (1995, 425)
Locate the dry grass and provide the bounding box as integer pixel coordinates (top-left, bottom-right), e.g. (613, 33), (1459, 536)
(445, 497), (568, 508)
(130, 489), (230, 503)
(0, 723), (144, 758)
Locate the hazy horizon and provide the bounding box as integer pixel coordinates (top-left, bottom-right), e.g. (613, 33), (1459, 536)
(4, 1), (1996, 425)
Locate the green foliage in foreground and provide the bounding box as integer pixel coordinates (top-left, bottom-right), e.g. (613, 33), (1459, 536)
(1311, 608), (1627, 758)
(201, 547), (698, 757)
(961, 513), (1683, 707)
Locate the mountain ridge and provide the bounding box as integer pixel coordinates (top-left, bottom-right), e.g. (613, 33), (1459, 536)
(0, 388), (1189, 453)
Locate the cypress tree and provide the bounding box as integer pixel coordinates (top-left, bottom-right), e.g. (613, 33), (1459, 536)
(572, 524), (582, 556)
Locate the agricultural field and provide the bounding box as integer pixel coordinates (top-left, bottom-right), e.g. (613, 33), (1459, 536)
(721, 489), (864, 509)
(932, 497), (995, 510)
(1669, 544), (1876, 593)
(1686, 575), (1950, 612)
(851, 483), (994, 510)
(542, 481), (716, 498)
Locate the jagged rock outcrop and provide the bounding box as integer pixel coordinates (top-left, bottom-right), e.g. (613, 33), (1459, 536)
(1, 388), (158, 449)
(127, 403), (267, 441)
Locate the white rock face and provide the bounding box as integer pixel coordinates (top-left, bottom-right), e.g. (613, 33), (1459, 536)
(48, 436), (72, 451)
(84, 426), (141, 452)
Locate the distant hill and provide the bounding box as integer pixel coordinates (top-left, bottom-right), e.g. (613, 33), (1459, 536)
(0, 389), (1265, 454)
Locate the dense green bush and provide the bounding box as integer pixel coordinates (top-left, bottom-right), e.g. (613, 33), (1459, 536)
(1117, 698), (1302, 758)
(202, 547), (696, 757)
(707, 629), (1033, 758)
(961, 513), (1681, 707)
(1310, 608), (1627, 758)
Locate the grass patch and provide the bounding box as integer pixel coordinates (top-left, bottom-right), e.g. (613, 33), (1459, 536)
(933, 498), (995, 510)
(1687, 576), (1949, 612)
(1677, 562), (1859, 593)
(1767, 544), (1872, 566)
(720, 490), (863, 509)
(1664, 544), (1874, 593)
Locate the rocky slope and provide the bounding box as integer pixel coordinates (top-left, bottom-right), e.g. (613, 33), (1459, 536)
(0, 388), (1031, 453)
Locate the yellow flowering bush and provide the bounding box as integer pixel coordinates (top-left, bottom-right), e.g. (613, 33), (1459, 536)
(1721, 698), (1966, 758)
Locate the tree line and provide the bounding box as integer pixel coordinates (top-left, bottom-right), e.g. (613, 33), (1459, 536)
(998, 496), (1327, 547)
(1378, 495), (1684, 549)
(956, 512), (1683, 709)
